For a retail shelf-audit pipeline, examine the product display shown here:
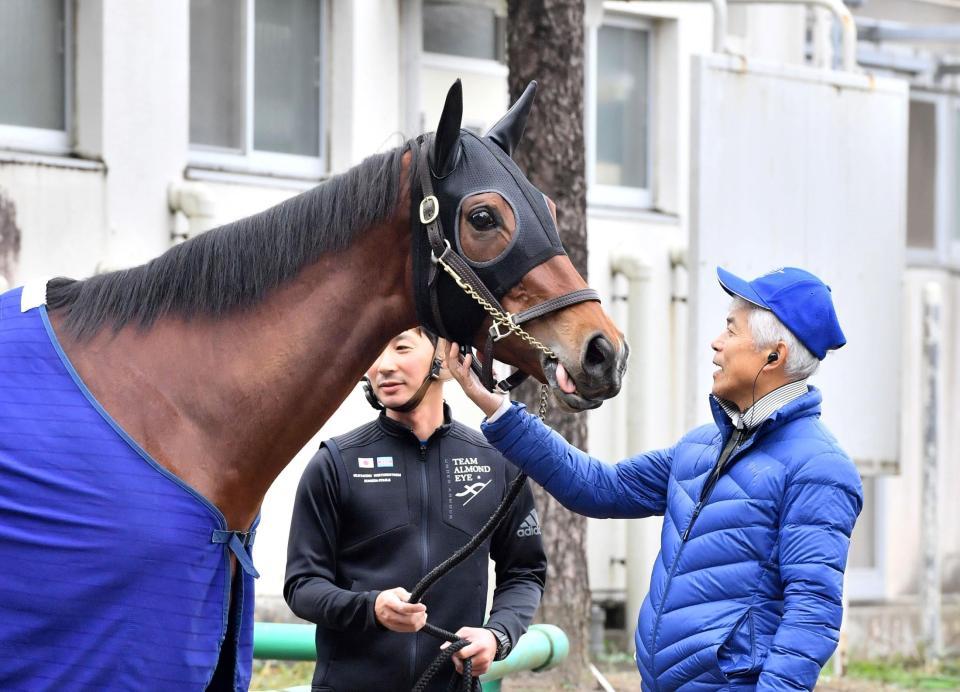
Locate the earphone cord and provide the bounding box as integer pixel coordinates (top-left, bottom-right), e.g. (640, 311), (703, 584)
(744, 363), (766, 431)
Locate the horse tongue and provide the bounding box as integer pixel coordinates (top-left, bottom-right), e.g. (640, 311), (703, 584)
(556, 363), (577, 394)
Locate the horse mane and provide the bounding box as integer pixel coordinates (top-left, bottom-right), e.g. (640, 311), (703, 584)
(46, 141), (417, 339)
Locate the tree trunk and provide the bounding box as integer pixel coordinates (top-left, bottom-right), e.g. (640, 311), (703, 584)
(506, 1), (591, 685)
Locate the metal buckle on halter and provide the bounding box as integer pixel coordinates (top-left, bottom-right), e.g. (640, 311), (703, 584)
(430, 238), (452, 265)
(420, 195), (440, 225)
(489, 314), (515, 342)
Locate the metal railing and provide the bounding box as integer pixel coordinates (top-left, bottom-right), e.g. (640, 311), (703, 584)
(253, 622), (569, 691)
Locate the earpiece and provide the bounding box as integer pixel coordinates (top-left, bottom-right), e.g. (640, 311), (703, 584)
(766, 352), (779, 364)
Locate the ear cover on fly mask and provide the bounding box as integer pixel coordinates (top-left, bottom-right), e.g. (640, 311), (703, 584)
(418, 80), (566, 345)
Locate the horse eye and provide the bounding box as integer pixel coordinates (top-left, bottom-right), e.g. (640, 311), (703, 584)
(468, 209), (497, 230)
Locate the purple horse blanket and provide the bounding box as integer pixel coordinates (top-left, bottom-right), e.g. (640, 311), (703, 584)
(0, 286), (257, 690)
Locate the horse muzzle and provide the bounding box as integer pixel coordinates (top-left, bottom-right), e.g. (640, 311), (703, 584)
(541, 337), (629, 411)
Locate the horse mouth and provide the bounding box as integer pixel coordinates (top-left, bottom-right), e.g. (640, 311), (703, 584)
(541, 357), (604, 411)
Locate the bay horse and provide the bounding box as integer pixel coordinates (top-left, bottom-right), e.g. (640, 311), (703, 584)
(0, 80), (627, 690)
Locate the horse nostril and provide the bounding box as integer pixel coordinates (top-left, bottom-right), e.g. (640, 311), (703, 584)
(583, 334), (615, 375)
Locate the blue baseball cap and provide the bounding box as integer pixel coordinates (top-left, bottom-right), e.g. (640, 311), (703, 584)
(717, 266), (846, 360)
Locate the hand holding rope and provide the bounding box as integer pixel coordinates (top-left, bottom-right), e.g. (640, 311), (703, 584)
(409, 353), (549, 691)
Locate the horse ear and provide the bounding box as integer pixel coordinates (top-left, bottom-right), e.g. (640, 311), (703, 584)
(431, 79), (463, 177)
(485, 81), (538, 158)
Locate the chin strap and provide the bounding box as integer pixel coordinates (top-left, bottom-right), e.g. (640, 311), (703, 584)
(362, 348), (443, 413)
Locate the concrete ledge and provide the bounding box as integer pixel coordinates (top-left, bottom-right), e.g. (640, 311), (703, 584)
(847, 596), (960, 658)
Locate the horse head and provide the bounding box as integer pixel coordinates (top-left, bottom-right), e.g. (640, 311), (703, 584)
(412, 80), (628, 411)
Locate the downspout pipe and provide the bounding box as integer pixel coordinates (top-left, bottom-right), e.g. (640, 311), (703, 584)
(610, 254), (654, 649)
(728, 0), (857, 71)
(168, 182), (217, 240)
(711, 0), (730, 54)
(675, 0), (856, 71)
(858, 17), (960, 44)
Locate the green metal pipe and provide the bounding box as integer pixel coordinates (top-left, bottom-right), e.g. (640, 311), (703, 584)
(253, 621), (568, 688)
(481, 679), (502, 692)
(253, 622), (317, 661)
(480, 624), (569, 684)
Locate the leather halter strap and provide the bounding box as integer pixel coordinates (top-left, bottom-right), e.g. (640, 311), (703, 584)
(415, 137), (600, 392)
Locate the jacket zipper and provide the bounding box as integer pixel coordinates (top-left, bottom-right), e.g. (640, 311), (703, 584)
(412, 441), (429, 687)
(682, 428), (745, 541)
(648, 533), (690, 692)
(651, 427), (747, 689)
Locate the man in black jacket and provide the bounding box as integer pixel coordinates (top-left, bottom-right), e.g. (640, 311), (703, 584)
(285, 328), (546, 692)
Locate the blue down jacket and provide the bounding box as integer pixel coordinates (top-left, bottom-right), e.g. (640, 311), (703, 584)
(482, 387), (863, 691)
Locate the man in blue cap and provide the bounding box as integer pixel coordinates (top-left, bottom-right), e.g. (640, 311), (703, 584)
(447, 266), (863, 691)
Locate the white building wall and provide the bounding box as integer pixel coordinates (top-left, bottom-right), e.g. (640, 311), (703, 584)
(0, 162), (107, 283)
(887, 269), (960, 598)
(329, 0), (404, 170)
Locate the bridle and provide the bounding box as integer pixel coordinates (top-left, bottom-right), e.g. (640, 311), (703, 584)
(413, 135), (600, 392)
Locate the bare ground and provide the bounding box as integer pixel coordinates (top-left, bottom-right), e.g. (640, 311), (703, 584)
(501, 669), (905, 691)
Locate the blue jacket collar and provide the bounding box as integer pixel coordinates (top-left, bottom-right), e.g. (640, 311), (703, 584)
(709, 385), (822, 439)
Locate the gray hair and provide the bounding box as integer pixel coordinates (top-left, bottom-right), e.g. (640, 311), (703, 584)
(731, 297), (820, 379)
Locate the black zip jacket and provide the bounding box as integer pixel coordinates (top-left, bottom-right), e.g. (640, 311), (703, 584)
(284, 406), (547, 692)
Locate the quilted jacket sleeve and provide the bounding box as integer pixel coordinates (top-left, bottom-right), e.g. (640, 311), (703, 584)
(284, 446), (382, 632)
(481, 402), (673, 518)
(757, 450), (863, 690)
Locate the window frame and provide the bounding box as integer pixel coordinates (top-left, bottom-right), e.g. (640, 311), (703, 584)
(585, 13), (654, 210)
(0, 0), (73, 156)
(845, 475), (887, 602)
(906, 89), (960, 270)
(949, 99), (960, 266)
(188, 0), (326, 179)
(419, 51), (508, 80)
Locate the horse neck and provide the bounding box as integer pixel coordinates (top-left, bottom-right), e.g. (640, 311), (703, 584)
(212, 219), (417, 517)
(56, 214), (416, 530)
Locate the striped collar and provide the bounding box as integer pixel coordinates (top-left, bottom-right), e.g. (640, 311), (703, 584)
(714, 379), (810, 431)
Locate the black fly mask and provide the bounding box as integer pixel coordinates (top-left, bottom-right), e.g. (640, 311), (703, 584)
(411, 80), (598, 390)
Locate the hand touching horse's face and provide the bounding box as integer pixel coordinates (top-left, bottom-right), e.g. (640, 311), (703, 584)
(424, 80), (628, 410)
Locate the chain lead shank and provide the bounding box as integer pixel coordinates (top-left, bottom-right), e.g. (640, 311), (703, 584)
(432, 250), (557, 360)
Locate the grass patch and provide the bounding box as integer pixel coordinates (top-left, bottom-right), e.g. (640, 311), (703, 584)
(840, 657), (960, 689)
(250, 660), (314, 691)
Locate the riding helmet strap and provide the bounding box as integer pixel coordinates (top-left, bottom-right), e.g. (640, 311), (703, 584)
(385, 373), (435, 413)
(361, 376), (385, 410)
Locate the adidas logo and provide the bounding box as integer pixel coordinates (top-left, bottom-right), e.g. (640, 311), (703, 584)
(516, 509), (541, 537)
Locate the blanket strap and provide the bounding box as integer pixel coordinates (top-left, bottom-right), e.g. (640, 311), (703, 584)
(211, 529), (260, 578)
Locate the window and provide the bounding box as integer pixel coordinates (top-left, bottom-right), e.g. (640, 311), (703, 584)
(417, 0), (509, 136)
(847, 476), (885, 601)
(422, 0), (505, 63)
(0, 0), (70, 154)
(586, 16), (652, 208)
(190, 0), (324, 177)
(907, 100), (937, 251)
(905, 92), (960, 268)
